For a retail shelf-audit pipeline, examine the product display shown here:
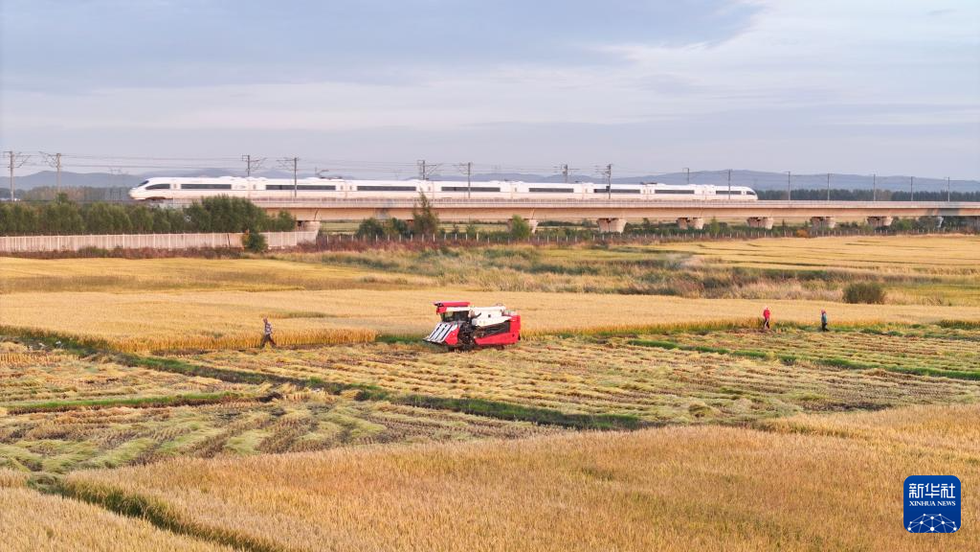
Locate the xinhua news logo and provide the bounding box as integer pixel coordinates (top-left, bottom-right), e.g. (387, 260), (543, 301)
(905, 475), (961, 534)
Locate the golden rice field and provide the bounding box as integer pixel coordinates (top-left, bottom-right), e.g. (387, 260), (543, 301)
(62, 403), (980, 552)
(0, 256), (430, 293)
(1, 487), (232, 552)
(183, 335), (980, 423)
(4, 288), (980, 352)
(654, 234), (980, 273)
(0, 395), (558, 474)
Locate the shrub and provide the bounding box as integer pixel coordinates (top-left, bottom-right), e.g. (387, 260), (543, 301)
(242, 231), (268, 253)
(509, 215), (533, 240)
(411, 193), (439, 235)
(843, 281), (886, 304)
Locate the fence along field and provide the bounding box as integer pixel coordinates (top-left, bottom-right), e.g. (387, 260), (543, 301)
(61, 404), (980, 552)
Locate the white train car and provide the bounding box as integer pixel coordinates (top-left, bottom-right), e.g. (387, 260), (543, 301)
(129, 177), (758, 202)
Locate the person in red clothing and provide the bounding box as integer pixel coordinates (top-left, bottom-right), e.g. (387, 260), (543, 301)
(762, 306), (771, 330)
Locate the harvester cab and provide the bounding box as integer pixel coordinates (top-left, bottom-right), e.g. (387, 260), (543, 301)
(425, 301), (521, 350)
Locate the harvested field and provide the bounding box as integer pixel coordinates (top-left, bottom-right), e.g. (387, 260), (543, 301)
(0, 396), (559, 474)
(0, 348), (250, 409)
(656, 327), (980, 378)
(183, 335), (980, 423)
(63, 403), (980, 551)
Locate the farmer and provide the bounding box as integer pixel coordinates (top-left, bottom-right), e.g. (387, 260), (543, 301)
(762, 306), (772, 331)
(260, 317), (276, 348)
(821, 309), (828, 332)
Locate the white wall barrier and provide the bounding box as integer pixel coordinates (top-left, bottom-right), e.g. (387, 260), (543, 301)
(0, 230), (318, 253)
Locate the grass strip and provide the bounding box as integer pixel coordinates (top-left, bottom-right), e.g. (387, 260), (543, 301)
(3, 392), (249, 415)
(54, 478), (285, 552)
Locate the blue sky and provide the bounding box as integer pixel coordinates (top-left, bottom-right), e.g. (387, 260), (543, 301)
(1, 0), (978, 178)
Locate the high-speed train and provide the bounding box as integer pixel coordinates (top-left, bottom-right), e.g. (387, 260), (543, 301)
(128, 176), (758, 201)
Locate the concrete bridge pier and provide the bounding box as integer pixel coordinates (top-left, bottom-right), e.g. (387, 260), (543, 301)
(747, 216), (774, 230)
(597, 218), (627, 233)
(299, 220), (321, 232)
(810, 216), (837, 230)
(866, 216), (893, 228)
(677, 217), (704, 231)
(507, 218), (539, 234)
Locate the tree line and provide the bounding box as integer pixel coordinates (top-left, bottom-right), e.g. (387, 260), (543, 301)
(0, 195), (296, 236)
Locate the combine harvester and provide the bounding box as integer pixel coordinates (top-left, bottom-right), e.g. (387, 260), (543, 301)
(424, 301), (521, 351)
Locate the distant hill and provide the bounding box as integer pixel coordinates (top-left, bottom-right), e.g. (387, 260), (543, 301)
(11, 169), (979, 193)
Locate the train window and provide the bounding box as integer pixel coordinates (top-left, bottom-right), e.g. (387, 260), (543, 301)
(653, 189), (696, 194)
(146, 183), (171, 190)
(528, 188), (574, 193)
(592, 188), (642, 194)
(264, 184), (337, 191)
(440, 186), (502, 193)
(355, 185), (418, 192)
(181, 183), (233, 190)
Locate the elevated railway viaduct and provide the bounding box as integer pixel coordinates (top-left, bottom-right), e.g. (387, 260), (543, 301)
(164, 198), (980, 233)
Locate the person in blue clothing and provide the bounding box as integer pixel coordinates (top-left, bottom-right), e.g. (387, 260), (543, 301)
(820, 309), (828, 332)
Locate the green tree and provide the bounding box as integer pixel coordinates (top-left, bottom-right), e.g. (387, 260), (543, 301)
(242, 230), (268, 253)
(411, 193), (439, 236)
(356, 218), (386, 238)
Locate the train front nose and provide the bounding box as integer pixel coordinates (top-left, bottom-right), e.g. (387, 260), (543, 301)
(128, 187), (142, 200)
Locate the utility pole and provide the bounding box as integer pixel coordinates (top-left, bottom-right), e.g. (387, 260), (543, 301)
(277, 157), (299, 197)
(597, 164), (613, 199)
(910, 176), (914, 202)
(41, 152), (63, 194)
(556, 164), (578, 184)
(5, 151), (31, 201)
(455, 162), (473, 199)
(786, 171), (791, 201)
(827, 173), (831, 201)
(684, 167), (690, 185)
(947, 176), (951, 202)
(727, 169), (732, 199)
(417, 160), (441, 181)
(242, 154), (265, 177)
(872, 173), (877, 201)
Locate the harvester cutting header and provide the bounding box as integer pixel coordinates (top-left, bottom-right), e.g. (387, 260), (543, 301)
(425, 302), (521, 350)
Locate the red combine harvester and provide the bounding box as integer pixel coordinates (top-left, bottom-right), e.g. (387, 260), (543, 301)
(424, 301), (521, 350)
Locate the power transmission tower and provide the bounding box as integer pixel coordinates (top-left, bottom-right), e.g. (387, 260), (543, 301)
(455, 162), (473, 198)
(5, 151), (31, 201)
(40, 152), (63, 194)
(277, 157), (299, 197)
(242, 154), (265, 177)
(556, 164), (578, 184)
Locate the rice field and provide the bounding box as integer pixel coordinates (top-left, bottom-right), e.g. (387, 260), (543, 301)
(0, 256), (430, 294)
(181, 335), (980, 423)
(0, 394), (559, 474)
(656, 327), (980, 378)
(654, 234), (980, 274)
(4, 288), (980, 352)
(1, 487), (233, 552)
(62, 403), (980, 552)
(0, 346), (250, 410)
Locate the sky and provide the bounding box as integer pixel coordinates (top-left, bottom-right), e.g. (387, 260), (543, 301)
(1, 0), (979, 179)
